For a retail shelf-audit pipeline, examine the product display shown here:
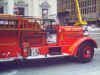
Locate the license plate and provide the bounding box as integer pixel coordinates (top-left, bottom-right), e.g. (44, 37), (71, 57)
(31, 48), (39, 56)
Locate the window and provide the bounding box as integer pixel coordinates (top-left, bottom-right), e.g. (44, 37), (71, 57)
(85, 1), (86, 6)
(0, 6), (3, 13)
(88, 8), (90, 13)
(18, 8), (24, 15)
(84, 8), (86, 15)
(83, 1), (85, 7)
(81, 9), (83, 16)
(86, 8), (88, 14)
(83, 9), (84, 15)
(93, 0), (96, 5)
(14, 7), (24, 15)
(88, 0), (91, 5)
(42, 9), (48, 19)
(93, 7), (96, 12)
(90, 8), (92, 13)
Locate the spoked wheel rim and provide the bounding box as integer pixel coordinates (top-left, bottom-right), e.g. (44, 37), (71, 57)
(83, 46), (92, 58)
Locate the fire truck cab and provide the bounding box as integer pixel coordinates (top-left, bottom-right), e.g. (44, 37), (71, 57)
(0, 14), (97, 63)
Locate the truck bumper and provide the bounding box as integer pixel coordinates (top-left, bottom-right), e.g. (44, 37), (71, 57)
(0, 58), (16, 62)
(0, 53), (69, 62)
(26, 53), (69, 60)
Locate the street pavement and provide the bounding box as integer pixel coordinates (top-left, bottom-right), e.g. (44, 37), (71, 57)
(0, 28), (100, 75)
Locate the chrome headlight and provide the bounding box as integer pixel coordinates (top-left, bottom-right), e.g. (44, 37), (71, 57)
(82, 26), (89, 36)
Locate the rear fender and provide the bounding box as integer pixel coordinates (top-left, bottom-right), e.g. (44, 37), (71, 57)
(69, 37), (97, 56)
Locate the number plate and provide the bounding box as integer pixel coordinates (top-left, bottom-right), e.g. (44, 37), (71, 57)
(31, 48), (39, 56)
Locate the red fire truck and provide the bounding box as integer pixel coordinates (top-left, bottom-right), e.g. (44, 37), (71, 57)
(0, 14), (97, 63)
(0, 0), (98, 63)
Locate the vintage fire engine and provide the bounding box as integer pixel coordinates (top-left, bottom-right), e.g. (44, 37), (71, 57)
(0, 0), (98, 63)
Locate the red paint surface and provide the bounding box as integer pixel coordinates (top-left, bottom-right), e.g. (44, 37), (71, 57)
(0, 15), (97, 59)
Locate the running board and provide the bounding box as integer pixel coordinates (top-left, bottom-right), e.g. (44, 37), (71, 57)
(0, 58), (16, 62)
(26, 53), (69, 60)
(0, 54), (69, 62)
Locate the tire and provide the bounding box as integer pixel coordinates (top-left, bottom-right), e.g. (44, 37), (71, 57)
(77, 42), (94, 63)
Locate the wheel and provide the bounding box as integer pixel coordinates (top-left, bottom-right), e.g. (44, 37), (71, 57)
(77, 42), (94, 63)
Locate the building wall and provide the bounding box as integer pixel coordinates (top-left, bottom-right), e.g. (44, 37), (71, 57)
(47, 0), (57, 19)
(57, 0), (100, 25)
(96, 0), (100, 18)
(57, 0), (74, 25)
(0, 0), (28, 15)
(26, 0), (41, 17)
(0, 0), (57, 19)
(27, 0), (57, 19)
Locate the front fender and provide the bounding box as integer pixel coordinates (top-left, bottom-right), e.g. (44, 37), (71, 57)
(69, 37), (97, 56)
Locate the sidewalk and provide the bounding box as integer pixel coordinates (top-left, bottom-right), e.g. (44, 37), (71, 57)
(94, 28), (100, 31)
(88, 27), (100, 34)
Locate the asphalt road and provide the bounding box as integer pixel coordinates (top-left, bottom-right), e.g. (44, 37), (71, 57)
(0, 30), (100, 75)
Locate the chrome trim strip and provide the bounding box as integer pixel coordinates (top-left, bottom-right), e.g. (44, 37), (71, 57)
(0, 58), (15, 62)
(26, 53), (69, 59)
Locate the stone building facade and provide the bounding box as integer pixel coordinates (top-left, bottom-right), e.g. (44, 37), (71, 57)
(0, 0), (57, 19)
(57, 0), (100, 25)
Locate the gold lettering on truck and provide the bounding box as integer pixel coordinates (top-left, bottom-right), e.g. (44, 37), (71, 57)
(0, 42), (16, 46)
(72, 28), (81, 31)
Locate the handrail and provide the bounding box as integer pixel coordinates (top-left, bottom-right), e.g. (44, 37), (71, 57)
(0, 14), (57, 31)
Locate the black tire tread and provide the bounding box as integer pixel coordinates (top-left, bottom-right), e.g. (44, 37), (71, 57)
(77, 41), (94, 63)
